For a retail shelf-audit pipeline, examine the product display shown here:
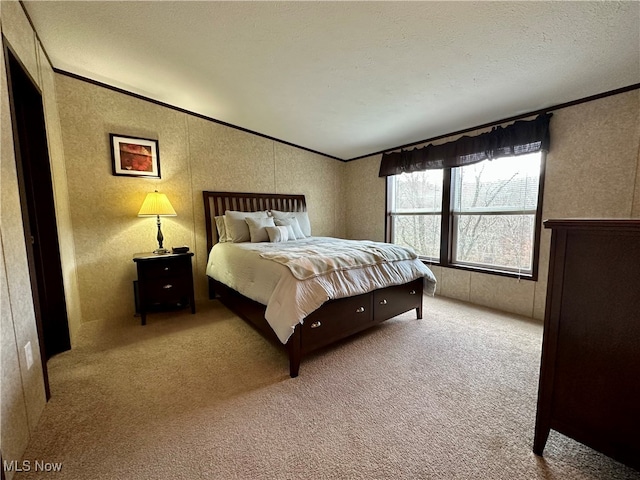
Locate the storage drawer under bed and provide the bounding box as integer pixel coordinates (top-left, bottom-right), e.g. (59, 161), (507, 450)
(301, 292), (373, 353)
(299, 277), (424, 353)
(373, 277), (423, 322)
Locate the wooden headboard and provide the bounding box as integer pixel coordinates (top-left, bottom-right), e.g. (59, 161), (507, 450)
(203, 191), (307, 253)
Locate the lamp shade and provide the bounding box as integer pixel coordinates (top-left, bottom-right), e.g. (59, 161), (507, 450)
(137, 191), (176, 217)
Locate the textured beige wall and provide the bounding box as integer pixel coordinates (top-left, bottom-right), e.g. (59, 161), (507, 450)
(1, 0), (38, 81)
(36, 43), (83, 346)
(635, 103), (640, 217)
(274, 143), (346, 239)
(189, 116), (269, 299)
(0, 235), (31, 477)
(55, 77), (193, 325)
(635, 138), (640, 217)
(532, 90), (640, 319)
(625, 92), (640, 217)
(343, 154), (386, 241)
(345, 90), (640, 320)
(55, 76), (347, 324)
(1, 2), (47, 474)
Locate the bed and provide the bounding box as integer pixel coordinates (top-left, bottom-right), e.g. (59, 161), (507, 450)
(203, 191), (436, 377)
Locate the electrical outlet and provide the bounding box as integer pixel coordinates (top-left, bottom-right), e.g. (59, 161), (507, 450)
(24, 341), (34, 369)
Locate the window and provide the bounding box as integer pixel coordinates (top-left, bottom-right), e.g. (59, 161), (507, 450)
(381, 113), (551, 279)
(387, 152), (544, 278)
(389, 169), (442, 260)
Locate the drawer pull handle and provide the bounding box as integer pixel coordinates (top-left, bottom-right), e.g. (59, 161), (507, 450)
(409, 290), (417, 295)
(356, 306), (365, 313)
(379, 299), (388, 305)
(163, 284), (173, 289)
(310, 321), (322, 329)
(164, 267), (170, 271)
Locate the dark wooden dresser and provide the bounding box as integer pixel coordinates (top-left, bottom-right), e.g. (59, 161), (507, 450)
(534, 219), (640, 470)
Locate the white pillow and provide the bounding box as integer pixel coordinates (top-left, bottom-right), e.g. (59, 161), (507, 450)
(245, 217), (276, 243)
(274, 221), (296, 240)
(271, 210), (311, 237)
(214, 216), (228, 243)
(266, 225), (289, 243)
(274, 217), (305, 240)
(224, 210), (269, 243)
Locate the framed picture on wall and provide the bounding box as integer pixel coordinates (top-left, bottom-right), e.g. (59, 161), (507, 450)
(110, 134), (160, 178)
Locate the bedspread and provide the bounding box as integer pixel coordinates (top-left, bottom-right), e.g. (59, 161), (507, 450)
(207, 237), (436, 343)
(259, 237), (417, 280)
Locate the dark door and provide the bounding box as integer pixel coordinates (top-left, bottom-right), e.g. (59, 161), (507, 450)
(5, 43), (71, 384)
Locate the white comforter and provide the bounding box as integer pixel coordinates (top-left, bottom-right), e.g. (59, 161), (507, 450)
(206, 237), (436, 344)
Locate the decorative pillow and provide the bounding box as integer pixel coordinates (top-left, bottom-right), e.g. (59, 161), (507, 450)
(274, 217), (305, 240)
(224, 210), (269, 243)
(214, 216), (228, 243)
(265, 225), (289, 243)
(271, 210), (311, 237)
(245, 217), (276, 243)
(273, 220), (297, 240)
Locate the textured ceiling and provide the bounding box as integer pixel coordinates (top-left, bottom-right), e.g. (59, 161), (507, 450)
(23, 1), (640, 160)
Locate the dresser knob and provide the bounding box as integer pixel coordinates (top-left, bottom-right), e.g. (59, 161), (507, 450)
(356, 306), (365, 313)
(409, 290), (417, 295)
(379, 299), (388, 305)
(163, 284), (173, 289)
(310, 321), (322, 329)
(164, 267), (169, 271)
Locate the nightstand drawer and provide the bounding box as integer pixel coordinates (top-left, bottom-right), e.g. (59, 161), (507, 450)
(138, 257), (190, 280)
(141, 278), (190, 304)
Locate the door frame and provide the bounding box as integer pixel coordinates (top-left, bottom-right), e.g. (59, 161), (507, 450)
(4, 37), (71, 399)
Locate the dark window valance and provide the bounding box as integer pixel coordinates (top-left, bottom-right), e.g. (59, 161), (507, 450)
(378, 113), (552, 177)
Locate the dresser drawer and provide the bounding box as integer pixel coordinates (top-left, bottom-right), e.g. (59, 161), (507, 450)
(373, 277), (423, 322)
(301, 292), (373, 353)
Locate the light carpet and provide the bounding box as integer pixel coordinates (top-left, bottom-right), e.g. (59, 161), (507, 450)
(13, 296), (639, 479)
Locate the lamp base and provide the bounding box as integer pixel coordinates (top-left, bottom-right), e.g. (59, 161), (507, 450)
(153, 248), (170, 255)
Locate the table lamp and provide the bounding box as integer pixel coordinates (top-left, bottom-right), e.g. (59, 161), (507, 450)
(138, 190), (176, 254)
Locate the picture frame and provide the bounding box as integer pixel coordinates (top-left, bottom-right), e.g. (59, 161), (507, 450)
(110, 134), (160, 178)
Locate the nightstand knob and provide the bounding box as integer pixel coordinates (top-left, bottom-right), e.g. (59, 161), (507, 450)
(379, 299), (388, 305)
(164, 267), (170, 271)
(163, 284), (173, 289)
(310, 321), (322, 329)
(409, 290), (417, 295)
(356, 306), (365, 313)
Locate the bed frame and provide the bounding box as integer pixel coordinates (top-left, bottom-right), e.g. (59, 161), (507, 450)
(203, 191), (424, 377)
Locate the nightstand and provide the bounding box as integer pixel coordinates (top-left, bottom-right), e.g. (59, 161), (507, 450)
(133, 252), (196, 325)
